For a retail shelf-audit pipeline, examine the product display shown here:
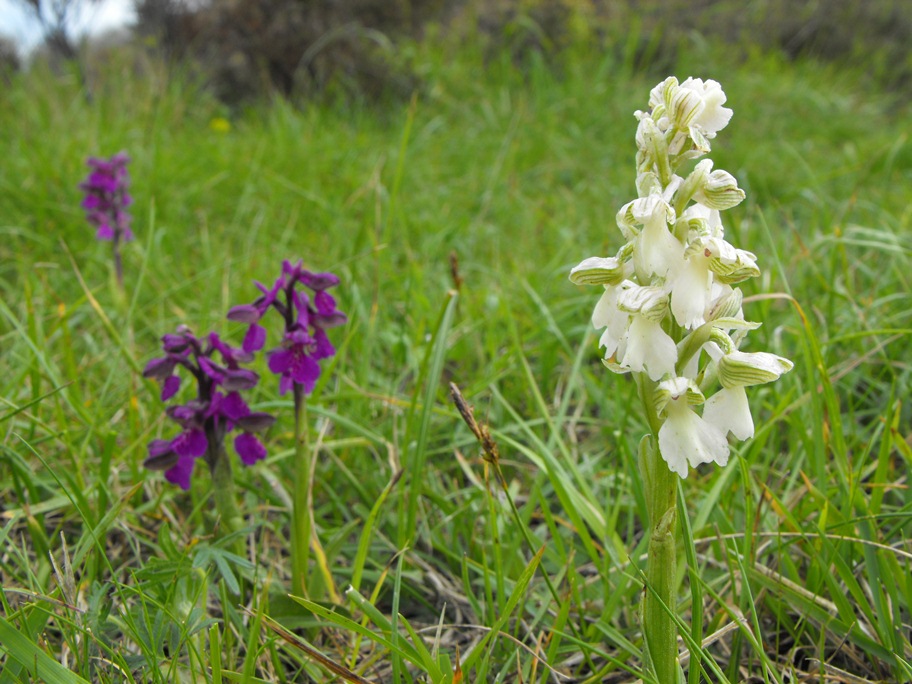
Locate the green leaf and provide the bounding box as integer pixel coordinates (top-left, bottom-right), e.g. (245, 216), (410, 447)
(0, 614), (91, 684)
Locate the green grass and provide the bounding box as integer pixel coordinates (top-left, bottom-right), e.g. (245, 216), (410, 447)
(1, 30), (911, 683)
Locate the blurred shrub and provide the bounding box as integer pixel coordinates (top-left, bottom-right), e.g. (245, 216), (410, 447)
(134, 0), (459, 103)
(0, 36), (20, 82)
(604, 0), (912, 90)
(130, 0), (912, 103)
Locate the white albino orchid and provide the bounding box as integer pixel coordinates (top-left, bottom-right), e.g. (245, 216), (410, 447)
(655, 377), (729, 478)
(571, 74), (792, 478)
(572, 76), (793, 682)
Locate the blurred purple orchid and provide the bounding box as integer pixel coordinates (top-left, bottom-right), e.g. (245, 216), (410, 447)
(80, 151), (134, 288)
(80, 152), (134, 243)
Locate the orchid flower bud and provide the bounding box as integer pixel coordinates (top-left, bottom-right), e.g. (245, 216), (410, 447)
(718, 350), (794, 388)
(694, 168), (746, 210)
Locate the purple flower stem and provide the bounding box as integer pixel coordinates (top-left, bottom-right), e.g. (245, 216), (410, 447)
(291, 382), (312, 597)
(113, 233), (124, 290)
(206, 423), (245, 557)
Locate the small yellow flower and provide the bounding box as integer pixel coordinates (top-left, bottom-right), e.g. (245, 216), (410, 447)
(209, 117), (231, 133)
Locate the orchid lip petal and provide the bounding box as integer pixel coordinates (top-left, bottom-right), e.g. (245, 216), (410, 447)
(161, 375), (181, 401)
(243, 324), (267, 353)
(235, 432), (267, 465)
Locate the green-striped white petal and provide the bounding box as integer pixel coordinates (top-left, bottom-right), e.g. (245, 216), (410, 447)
(709, 249), (760, 283)
(695, 168), (745, 210)
(616, 282), (669, 322)
(718, 350), (794, 388)
(654, 376), (705, 415)
(570, 256), (628, 286)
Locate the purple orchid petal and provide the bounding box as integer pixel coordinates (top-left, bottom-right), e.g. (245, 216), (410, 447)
(81, 152), (133, 243)
(223, 368), (258, 391)
(172, 428), (208, 458)
(292, 288), (309, 310)
(161, 374), (181, 401)
(290, 352), (321, 390)
(227, 304), (261, 324)
(305, 271), (341, 290)
(236, 411), (275, 433)
(210, 333), (254, 366)
(143, 356), (176, 380)
(312, 311), (348, 329)
(267, 348), (295, 374)
(286, 327), (312, 346)
(162, 333), (192, 353)
(257, 276), (285, 309)
(144, 440), (178, 470)
(235, 432), (267, 465)
(218, 391), (251, 422)
(314, 290), (336, 315)
(198, 357), (225, 383)
(242, 323), (267, 353)
(282, 259), (300, 278)
(167, 403), (198, 425)
(313, 328), (335, 360)
(164, 454), (196, 490)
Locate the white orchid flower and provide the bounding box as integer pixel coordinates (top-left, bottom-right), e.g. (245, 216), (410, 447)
(702, 349), (793, 439)
(591, 285), (629, 361)
(620, 315), (677, 380)
(655, 377), (729, 478)
(617, 193), (683, 280)
(678, 77), (733, 139)
(703, 387), (754, 440)
(612, 281), (677, 380)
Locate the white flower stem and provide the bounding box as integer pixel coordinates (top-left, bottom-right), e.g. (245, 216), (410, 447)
(638, 377), (680, 684)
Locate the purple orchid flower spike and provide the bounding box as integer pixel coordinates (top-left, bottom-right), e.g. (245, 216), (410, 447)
(142, 326), (275, 490)
(80, 151), (134, 287)
(230, 260), (346, 396)
(230, 260), (346, 598)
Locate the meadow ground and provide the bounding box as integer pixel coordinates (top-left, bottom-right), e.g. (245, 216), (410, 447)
(1, 27), (911, 683)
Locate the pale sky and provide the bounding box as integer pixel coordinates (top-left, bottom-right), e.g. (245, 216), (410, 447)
(0, 0), (134, 54)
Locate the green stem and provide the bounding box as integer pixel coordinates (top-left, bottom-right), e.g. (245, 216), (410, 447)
(643, 438), (678, 684)
(637, 376), (680, 684)
(291, 383), (312, 597)
(112, 237), (124, 291)
(208, 440), (244, 557)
